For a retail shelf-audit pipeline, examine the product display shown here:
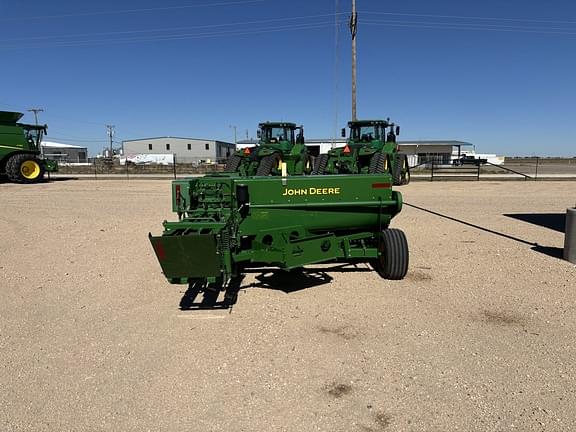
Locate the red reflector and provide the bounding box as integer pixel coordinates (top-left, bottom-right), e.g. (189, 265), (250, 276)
(372, 183), (391, 189)
(175, 184), (181, 205)
(343, 145), (351, 154)
(153, 240), (166, 261)
(243, 147), (251, 155)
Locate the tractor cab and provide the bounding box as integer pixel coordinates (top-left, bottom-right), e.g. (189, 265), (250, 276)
(257, 122), (304, 154)
(224, 121), (310, 176)
(345, 119), (399, 149)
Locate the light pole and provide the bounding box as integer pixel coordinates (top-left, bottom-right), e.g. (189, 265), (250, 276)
(229, 125), (237, 144)
(106, 125), (115, 159)
(350, 0), (358, 121)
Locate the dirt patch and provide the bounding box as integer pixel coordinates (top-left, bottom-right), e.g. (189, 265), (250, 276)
(374, 412), (393, 429)
(360, 412), (393, 431)
(406, 270), (432, 282)
(482, 309), (526, 326)
(325, 382), (353, 398)
(318, 325), (357, 340)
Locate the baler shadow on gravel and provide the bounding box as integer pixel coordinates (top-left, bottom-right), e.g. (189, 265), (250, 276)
(149, 172), (408, 301)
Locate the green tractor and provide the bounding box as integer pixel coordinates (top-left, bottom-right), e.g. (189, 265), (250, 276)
(0, 111), (58, 184)
(312, 119), (410, 185)
(225, 121), (312, 176)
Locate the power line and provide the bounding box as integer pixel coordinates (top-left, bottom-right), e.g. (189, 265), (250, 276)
(360, 19), (576, 36)
(0, 21), (346, 50)
(0, 12), (347, 43)
(361, 11), (576, 26)
(0, 0), (266, 22)
(361, 17), (576, 32)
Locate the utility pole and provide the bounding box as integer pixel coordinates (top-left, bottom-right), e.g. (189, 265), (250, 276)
(350, 0), (358, 121)
(28, 108), (44, 156)
(106, 125), (115, 159)
(229, 125), (237, 144)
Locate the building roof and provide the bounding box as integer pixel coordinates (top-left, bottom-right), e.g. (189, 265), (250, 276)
(41, 141), (86, 149)
(122, 137), (234, 145)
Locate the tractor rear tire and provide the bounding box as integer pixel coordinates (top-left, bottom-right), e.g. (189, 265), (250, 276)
(393, 154), (410, 186)
(256, 153), (281, 176)
(224, 154), (243, 172)
(6, 154), (45, 184)
(372, 228), (409, 280)
(312, 154), (329, 175)
(368, 152), (388, 174)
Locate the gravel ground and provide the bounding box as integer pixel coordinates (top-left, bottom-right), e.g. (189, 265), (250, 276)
(1, 179), (575, 432)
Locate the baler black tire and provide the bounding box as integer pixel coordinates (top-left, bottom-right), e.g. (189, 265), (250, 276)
(224, 154), (243, 172)
(256, 153), (281, 176)
(369, 152), (387, 174)
(5, 153), (45, 184)
(372, 228), (409, 280)
(312, 154), (329, 175)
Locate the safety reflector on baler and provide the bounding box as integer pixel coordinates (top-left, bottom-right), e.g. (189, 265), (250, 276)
(343, 145), (351, 154)
(243, 147), (251, 155)
(371, 183), (391, 189)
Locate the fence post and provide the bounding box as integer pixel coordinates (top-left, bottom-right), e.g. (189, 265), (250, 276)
(535, 156), (539, 180)
(173, 153), (177, 179)
(477, 162), (480, 181)
(126, 159), (129, 180)
(430, 161), (434, 181)
(94, 160), (97, 180)
(564, 208), (576, 264)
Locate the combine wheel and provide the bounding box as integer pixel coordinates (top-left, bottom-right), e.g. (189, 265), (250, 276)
(224, 154), (243, 172)
(6, 154), (45, 184)
(256, 153), (282, 176)
(372, 228), (409, 280)
(311, 154), (329, 175)
(368, 152), (389, 174)
(393, 154), (410, 186)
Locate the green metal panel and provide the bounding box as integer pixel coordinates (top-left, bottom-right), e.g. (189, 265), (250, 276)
(149, 233), (222, 280)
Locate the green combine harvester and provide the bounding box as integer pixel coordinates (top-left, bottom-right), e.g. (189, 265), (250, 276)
(0, 111), (58, 183)
(149, 170), (408, 302)
(313, 119), (410, 185)
(225, 121), (312, 176)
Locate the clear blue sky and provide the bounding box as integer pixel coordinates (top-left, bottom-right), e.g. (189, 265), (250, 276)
(1, 0), (575, 156)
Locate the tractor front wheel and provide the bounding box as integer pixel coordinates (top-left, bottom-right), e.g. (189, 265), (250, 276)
(311, 154), (329, 175)
(371, 228), (409, 280)
(6, 154), (45, 184)
(393, 154), (410, 185)
(256, 153), (282, 176)
(224, 154), (243, 172)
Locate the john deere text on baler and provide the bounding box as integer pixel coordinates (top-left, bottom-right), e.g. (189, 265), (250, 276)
(0, 111), (58, 184)
(225, 122), (312, 176)
(312, 119), (410, 185)
(149, 170), (408, 301)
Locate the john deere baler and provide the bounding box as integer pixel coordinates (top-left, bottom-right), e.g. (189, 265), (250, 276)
(149, 172), (408, 296)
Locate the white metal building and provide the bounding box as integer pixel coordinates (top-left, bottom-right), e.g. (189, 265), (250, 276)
(41, 141), (88, 163)
(122, 137), (236, 164)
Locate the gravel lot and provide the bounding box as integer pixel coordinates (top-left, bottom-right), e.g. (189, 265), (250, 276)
(1, 179), (575, 431)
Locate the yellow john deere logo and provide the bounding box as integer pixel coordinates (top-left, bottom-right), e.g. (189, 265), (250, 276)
(282, 187), (341, 196)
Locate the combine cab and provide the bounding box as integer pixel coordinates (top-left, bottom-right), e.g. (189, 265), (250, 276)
(0, 111), (58, 184)
(225, 122), (312, 176)
(313, 119), (410, 185)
